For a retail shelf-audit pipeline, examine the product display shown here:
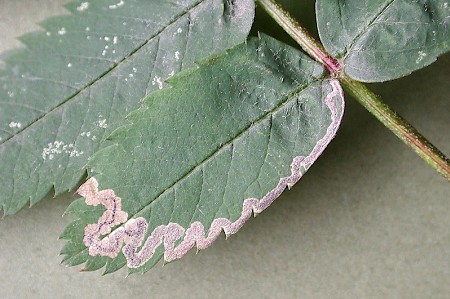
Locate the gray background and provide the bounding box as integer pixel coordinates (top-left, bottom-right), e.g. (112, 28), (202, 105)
(1, 1), (449, 298)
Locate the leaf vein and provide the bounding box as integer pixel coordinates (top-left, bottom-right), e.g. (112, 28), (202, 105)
(343, 0), (396, 59)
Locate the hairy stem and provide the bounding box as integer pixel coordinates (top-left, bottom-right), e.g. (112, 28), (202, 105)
(257, 0), (341, 75)
(341, 77), (450, 181)
(258, 0), (450, 182)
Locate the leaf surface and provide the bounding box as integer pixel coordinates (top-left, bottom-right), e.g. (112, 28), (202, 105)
(0, 0), (255, 215)
(61, 34), (345, 274)
(316, 0), (450, 82)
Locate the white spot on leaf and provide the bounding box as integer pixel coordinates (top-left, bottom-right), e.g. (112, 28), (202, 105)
(416, 51), (427, 64)
(152, 76), (163, 90)
(8, 122), (21, 128)
(96, 119), (108, 129)
(174, 27), (183, 36)
(76, 2), (89, 12)
(42, 141), (84, 160)
(80, 131), (93, 137)
(58, 27), (66, 35)
(109, 0), (124, 9)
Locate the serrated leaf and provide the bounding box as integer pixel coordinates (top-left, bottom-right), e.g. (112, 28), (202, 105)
(316, 0), (450, 82)
(61, 34), (345, 274)
(0, 0), (255, 215)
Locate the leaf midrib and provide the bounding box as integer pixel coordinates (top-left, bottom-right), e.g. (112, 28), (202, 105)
(67, 76), (325, 263)
(0, 0), (205, 146)
(342, 0), (396, 60)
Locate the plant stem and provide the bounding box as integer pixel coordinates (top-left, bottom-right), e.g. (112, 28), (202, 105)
(257, 0), (341, 76)
(258, 0), (450, 182)
(341, 77), (450, 181)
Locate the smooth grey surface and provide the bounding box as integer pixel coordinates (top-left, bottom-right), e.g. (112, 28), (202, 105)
(1, 1), (449, 298)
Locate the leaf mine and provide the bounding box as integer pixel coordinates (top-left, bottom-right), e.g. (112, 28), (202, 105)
(62, 35), (345, 273)
(77, 79), (344, 269)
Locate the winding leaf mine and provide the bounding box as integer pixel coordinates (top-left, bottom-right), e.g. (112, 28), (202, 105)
(62, 35), (345, 273)
(77, 79), (344, 269)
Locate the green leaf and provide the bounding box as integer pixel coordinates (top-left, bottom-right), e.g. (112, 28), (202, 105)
(0, 0), (255, 215)
(61, 34), (345, 274)
(316, 0), (450, 82)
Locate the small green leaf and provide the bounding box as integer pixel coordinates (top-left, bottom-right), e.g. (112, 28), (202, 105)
(61, 34), (345, 274)
(316, 0), (450, 82)
(0, 0), (255, 215)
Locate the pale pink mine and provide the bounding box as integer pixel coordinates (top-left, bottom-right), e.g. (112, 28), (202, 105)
(78, 79), (345, 269)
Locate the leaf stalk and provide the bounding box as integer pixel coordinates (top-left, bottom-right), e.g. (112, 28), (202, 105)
(257, 0), (450, 182)
(257, 0), (341, 76)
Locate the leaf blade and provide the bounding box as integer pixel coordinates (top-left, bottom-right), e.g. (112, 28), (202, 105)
(0, 0), (255, 215)
(317, 0), (450, 82)
(62, 34), (345, 273)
